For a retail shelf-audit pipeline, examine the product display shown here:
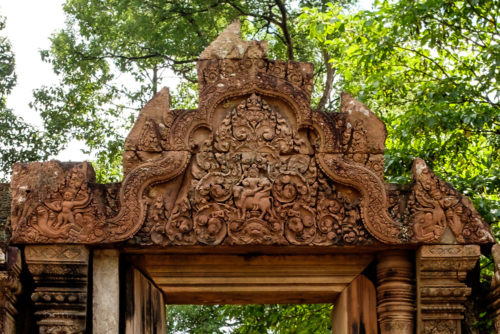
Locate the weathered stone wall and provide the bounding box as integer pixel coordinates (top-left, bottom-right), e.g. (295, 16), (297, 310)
(0, 183), (11, 247)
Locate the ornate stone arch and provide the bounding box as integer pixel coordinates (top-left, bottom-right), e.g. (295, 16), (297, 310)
(3, 19), (497, 334)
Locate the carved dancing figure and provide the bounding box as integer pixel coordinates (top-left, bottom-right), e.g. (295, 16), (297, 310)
(412, 169), (447, 241)
(32, 206), (70, 238)
(44, 190), (91, 228)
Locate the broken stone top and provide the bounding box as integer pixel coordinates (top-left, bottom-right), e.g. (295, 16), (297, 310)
(8, 22), (495, 247)
(196, 20), (314, 113)
(199, 20), (268, 60)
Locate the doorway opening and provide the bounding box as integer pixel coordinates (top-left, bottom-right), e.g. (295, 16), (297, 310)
(122, 251), (377, 333)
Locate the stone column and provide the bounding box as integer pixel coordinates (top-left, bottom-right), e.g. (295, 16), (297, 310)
(331, 274), (377, 334)
(490, 244), (500, 332)
(0, 247), (22, 334)
(93, 249), (120, 334)
(416, 245), (480, 333)
(376, 250), (415, 334)
(25, 245), (89, 334)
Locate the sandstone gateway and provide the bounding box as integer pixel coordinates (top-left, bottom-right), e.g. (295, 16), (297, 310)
(1, 22), (499, 333)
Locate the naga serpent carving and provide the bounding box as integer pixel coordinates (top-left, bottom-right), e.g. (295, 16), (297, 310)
(105, 150), (191, 242)
(317, 154), (403, 244)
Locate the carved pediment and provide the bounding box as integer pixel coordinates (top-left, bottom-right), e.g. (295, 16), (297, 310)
(135, 93), (377, 246)
(9, 21), (494, 247)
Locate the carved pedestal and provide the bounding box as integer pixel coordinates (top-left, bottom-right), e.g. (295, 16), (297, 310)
(377, 250), (414, 334)
(0, 247), (21, 334)
(417, 245), (480, 333)
(25, 245), (89, 334)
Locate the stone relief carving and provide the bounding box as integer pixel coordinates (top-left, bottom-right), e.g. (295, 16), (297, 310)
(25, 245), (89, 334)
(490, 244), (500, 332)
(136, 94), (375, 246)
(408, 158), (494, 244)
(421, 319), (458, 334)
(8, 20), (494, 247)
(0, 247), (22, 334)
(10, 162), (108, 243)
(417, 245), (480, 334)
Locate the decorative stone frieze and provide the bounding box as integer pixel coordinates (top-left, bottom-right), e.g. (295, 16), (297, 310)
(11, 162), (107, 243)
(377, 250), (415, 333)
(1, 18), (497, 334)
(416, 245), (480, 333)
(25, 245), (89, 334)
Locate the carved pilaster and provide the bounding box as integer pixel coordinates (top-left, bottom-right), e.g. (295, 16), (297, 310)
(417, 245), (480, 334)
(490, 244), (500, 332)
(377, 250), (415, 334)
(0, 247), (21, 334)
(25, 245), (89, 334)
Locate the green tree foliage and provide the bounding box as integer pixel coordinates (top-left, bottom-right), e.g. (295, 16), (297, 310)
(166, 304), (332, 333)
(166, 305), (230, 334)
(0, 18), (15, 98)
(32, 0), (348, 182)
(301, 0), (499, 229)
(0, 16), (59, 180)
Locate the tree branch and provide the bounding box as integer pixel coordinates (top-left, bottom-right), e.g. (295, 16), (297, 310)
(316, 48), (335, 112)
(274, 0), (294, 60)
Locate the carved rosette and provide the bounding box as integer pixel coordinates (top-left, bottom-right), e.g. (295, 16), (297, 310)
(416, 245), (480, 334)
(25, 245), (89, 334)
